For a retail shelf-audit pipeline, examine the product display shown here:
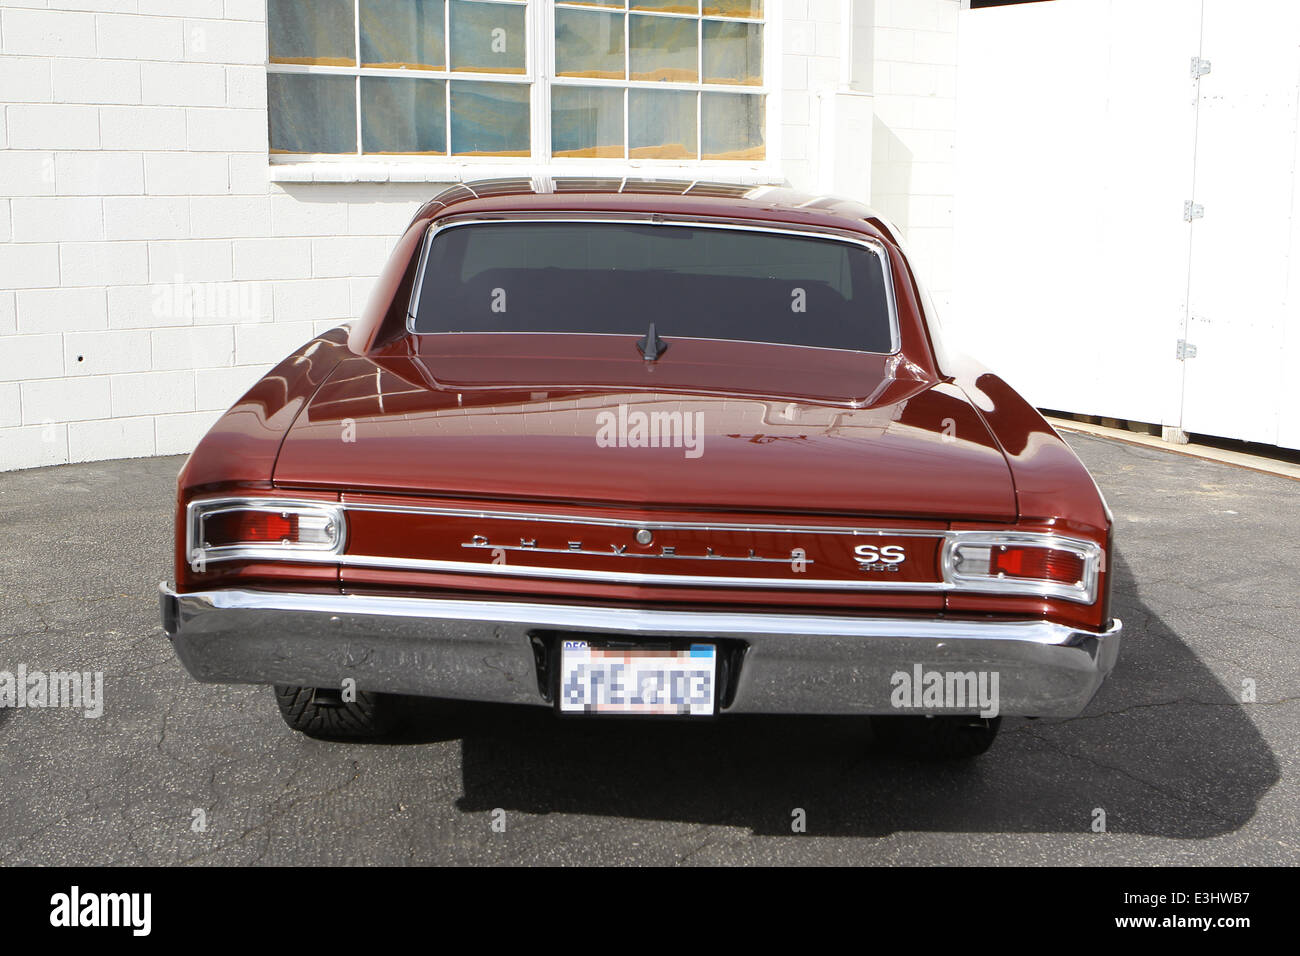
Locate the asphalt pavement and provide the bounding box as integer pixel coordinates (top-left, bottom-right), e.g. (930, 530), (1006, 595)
(0, 433), (1295, 865)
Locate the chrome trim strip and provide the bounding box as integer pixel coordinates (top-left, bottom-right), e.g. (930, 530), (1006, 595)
(403, 216), (901, 355)
(459, 540), (808, 564)
(197, 549), (945, 591)
(338, 498), (945, 535)
(335, 554), (947, 590)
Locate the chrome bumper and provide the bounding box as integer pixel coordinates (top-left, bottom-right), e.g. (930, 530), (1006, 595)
(159, 585), (1122, 718)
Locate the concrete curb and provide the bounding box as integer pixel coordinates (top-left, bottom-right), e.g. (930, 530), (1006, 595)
(1046, 417), (1300, 482)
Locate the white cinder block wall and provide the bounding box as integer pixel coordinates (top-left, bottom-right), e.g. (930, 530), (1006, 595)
(781, 0), (959, 309)
(0, 0), (959, 473)
(870, 0), (958, 311)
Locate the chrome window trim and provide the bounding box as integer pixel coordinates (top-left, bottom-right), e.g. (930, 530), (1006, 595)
(406, 220), (436, 330)
(403, 216), (902, 355)
(186, 497), (1102, 604)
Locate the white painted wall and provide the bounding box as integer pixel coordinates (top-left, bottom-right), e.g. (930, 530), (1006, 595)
(869, 0), (959, 310)
(784, 0), (960, 309)
(0, 0), (960, 473)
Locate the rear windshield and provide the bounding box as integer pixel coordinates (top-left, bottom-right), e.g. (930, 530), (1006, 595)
(409, 221), (895, 353)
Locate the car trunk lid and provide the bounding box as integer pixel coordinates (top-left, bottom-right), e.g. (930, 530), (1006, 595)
(273, 334), (1017, 522)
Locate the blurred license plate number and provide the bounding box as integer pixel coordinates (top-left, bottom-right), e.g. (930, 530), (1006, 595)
(559, 641), (717, 716)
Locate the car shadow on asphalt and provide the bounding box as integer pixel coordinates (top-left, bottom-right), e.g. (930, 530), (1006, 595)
(390, 549), (1279, 838)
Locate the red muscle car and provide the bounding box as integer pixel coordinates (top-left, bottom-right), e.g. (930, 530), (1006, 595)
(160, 178), (1121, 757)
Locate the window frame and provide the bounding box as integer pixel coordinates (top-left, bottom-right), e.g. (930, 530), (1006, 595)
(263, 0), (781, 174)
(404, 216), (902, 356)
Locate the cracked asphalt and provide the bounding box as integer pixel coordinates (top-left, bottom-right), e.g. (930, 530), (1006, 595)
(0, 432), (1296, 865)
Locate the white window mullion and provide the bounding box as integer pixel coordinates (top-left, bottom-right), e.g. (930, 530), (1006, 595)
(763, 0), (775, 171)
(696, 2), (703, 160)
(445, 0), (453, 155)
(354, 0), (363, 155)
(624, 3), (630, 159)
(696, 3), (702, 84)
(532, 0), (552, 162)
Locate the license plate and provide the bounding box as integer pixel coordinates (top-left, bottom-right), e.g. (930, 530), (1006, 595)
(557, 640), (717, 716)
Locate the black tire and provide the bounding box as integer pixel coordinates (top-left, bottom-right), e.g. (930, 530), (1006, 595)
(871, 714), (1002, 758)
(273, 684), (401, 740)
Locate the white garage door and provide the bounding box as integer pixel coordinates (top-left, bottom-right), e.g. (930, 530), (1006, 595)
(953, 0), (1299, 450)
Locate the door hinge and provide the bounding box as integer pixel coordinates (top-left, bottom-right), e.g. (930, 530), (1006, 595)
(1176, 339), (1198, 361)
(1183, 200), (1204, 221)
(1190, 56), (1212, 79)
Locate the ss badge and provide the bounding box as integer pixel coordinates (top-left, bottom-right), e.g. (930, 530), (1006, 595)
(853, 543), (906, 572)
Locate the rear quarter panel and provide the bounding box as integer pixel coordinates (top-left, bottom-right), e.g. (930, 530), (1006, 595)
(950, 355), (1115, 631)
(173, 328), (352, 590)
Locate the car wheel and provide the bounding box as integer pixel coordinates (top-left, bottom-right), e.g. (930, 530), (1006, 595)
(871, 714), (1001, 758)
(272, 684), (400, 740)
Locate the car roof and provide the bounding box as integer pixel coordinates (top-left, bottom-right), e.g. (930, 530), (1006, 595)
(413, 178), (897, 241)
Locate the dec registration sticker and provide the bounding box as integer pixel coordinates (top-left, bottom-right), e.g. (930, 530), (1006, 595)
(558, 641), (717, 716)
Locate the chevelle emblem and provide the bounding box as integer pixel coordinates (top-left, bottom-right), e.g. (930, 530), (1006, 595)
(462, 534), (809, 565)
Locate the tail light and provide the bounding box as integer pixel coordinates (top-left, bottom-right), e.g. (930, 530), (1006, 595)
(188, 498), (345, 568)
(989, 545), (1086, 584)
(943, 533), (1100, 604)
(204, 511), (299, 546)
